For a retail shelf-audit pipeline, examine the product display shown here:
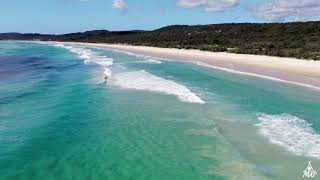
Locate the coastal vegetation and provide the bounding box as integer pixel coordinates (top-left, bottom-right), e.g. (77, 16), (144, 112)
(1, 21), (320, 60)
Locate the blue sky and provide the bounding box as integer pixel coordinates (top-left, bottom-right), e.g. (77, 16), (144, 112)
(0, 0), (319, 33)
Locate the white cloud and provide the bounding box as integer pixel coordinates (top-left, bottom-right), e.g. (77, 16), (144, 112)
(252, 0), (320, 22)
(176, 0), (238, 12)
(112, 0), (128, 9)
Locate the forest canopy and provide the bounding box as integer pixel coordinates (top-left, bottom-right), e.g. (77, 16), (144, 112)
(1, 21), (320, 60)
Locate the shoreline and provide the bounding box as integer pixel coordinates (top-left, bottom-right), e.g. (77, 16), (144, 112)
(62, 42), (320, 90)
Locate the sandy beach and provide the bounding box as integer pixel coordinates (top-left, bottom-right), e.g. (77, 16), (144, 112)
(66, 42), (320, 90)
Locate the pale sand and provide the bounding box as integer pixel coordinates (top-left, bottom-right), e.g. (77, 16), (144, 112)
(66, 42), (320, 90)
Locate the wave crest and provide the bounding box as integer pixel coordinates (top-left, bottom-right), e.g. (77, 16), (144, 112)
(257, 113), (320, 159)
(110, 70), (205, 104)
(54, 43), (113, 78)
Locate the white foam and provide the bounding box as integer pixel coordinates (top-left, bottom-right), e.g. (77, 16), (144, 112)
(53, 43), (66, 48)
(145, 59), (162, 64)
(110, 70), (205, 104)
(104, 68), (112, 79)
(54, 43), (113, 66)
(53, 43), (113, 78)
(193, 61), (320, 91)
(108, 48), (147, 58)
(256, 113), (320, 159)
(101, 48), (171, 62)
(116, 59), (162, 65)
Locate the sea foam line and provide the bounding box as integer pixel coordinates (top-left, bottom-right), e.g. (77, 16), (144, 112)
(98, 47), (170, 62)
(115, 59), (162, 65)
(54, 43), (113, 78)
(94, 46), (320, 91)
(54, 43), (202, 104)
(193, 61), (320, 91)
(256, 113), (320, 159)
(109, 70), (205, 104)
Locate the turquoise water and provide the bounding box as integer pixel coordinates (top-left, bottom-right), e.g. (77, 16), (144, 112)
(0, 41), (320, 180)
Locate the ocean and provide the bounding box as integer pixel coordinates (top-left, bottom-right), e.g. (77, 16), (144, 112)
(0, 41), (320, 179)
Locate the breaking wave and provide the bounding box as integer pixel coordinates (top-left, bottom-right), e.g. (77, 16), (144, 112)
(116, 58), (162, 65)
(256, 113), (320, 159)
(109, 70), (205, 104)
(53, 43), (202, 104)
(54, 43), (113, 78)
(144, 59), (162, 64)
(103, 48), (169, 62)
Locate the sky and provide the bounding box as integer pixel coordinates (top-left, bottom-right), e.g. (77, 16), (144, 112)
(0, 0), (319, 34)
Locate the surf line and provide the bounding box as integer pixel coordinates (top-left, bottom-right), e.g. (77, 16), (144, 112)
(192, 61), (320, 91)
(89, 46), (320, 91)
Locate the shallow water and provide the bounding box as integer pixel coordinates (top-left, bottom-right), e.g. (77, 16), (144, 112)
(0, 41), (319, 179)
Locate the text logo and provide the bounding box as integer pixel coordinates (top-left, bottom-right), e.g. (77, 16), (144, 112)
(303, 161), (317, 178)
